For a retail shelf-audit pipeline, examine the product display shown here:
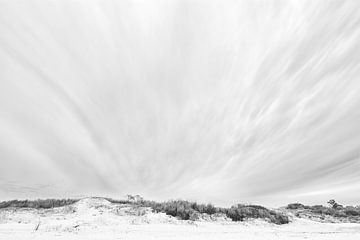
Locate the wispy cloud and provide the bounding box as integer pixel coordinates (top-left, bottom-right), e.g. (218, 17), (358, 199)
(1, 0), (360, 206)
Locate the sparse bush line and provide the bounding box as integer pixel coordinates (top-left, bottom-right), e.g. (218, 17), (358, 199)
(0, 196), (290, 224)
(286, 199), (360, 219)
(0, 199), (78, 209)
(137, 199), (289, 224)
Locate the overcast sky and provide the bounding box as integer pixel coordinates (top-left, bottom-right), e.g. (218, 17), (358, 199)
(1, 0), (360, 207)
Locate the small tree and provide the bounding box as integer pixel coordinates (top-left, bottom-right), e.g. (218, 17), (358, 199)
(327, 199), (343, 209)
(127, 195), (135, 202)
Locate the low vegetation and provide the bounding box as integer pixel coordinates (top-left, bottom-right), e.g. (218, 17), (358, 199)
(0, 199), (78, 209)
(223, 204), (289, 224)
(141, 200), (217, 219)
(103, 196), (289, 224)
(286, 199), (360, 220)
(104, 198), (131, 205)
(0, 196), (290, 224)
(136, 199), (289, 224)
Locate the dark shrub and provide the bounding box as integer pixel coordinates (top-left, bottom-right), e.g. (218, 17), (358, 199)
(310, 205), (334, 215)
(311, 205), (324, 209)
(334, 210), (347, 218)
(269, 211), (290, 224)
(287, 203), (305, 210)
(224, 204), (289, 224)
(104, 198), (131, 204)
(192, 203), (217, 215)
(344, 206), (360, 216)
(142, 200), (196, 220)
(248, 204), (268, 210)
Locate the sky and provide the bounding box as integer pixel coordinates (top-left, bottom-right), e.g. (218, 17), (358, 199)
(1, 0), (360, 207)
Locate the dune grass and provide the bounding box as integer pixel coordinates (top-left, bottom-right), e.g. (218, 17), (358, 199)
(0, 199), (78, 209)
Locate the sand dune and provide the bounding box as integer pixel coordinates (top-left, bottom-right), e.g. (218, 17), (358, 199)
(0, 197), (359, 239)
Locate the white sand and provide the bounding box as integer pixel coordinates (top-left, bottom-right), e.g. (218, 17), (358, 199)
(1, 198), (359, 240)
